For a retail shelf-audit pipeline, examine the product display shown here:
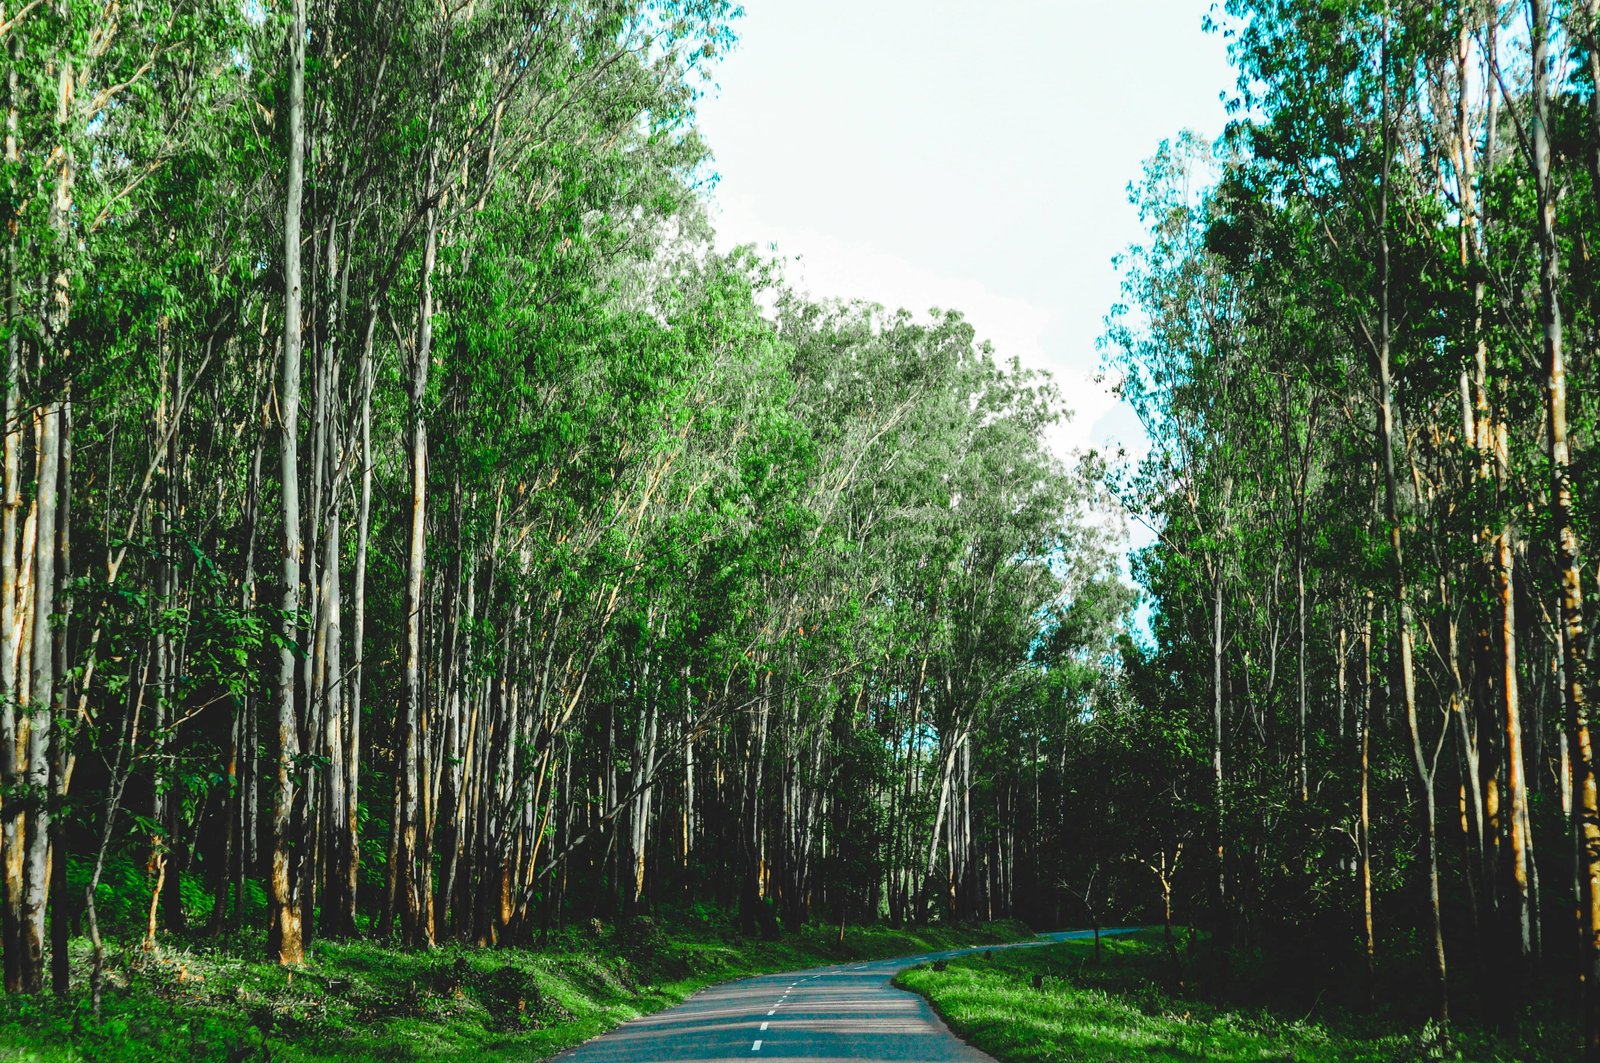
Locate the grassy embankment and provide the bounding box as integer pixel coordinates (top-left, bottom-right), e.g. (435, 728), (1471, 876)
(0, 910), (1029, 1061)
(897, 929), (1569, 1062)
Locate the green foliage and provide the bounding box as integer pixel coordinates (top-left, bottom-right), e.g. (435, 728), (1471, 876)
(898, 932), (1558, 1062)
(0, 916), (1027, 1061)
(1098, 0), (1600, 1050)
(0, 0), (1126, 1041)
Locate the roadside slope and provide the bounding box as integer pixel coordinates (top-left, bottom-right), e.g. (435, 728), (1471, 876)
(895, 931), (1559, 1062)
(0, 918), (1030, 1061)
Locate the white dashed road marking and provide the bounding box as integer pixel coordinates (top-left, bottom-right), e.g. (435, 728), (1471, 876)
(751, 1039), (762, 1052)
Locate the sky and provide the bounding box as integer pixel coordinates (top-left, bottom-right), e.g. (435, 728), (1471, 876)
(694, 0), (1238, 470)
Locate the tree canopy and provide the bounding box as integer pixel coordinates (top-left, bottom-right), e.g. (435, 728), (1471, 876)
(0, 0), (1123, 1009)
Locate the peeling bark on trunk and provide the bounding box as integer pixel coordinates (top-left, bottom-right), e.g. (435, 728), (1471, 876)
(0, 11), (23, 994)
(269, 0), (308, 968)
(1530, 2), (1600, 1051)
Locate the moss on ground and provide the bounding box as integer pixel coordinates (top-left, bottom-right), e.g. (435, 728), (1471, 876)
(0, 913), (1030, 1061)
(895, 930), (1566, 1063)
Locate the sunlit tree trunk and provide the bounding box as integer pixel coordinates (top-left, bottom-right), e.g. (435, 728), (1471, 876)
(270, 0), (308, 967)
(398, 152), (439, 948)
(1530, 2), (1600, 1051)
(1498, 531), (1532, 969)
(14, 45), (74, 997)
(0, 6), (23, 994)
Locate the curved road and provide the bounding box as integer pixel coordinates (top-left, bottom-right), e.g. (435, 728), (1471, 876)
(556, 929), (1127, 1062)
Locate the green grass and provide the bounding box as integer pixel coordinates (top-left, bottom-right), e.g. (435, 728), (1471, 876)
(895, 930), (1563, 1063)
(0, 912), (1031, 1061)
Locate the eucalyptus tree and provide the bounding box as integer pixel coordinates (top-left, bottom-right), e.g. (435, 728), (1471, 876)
(0, 0), (1139, 1013)
(1519, 4), (1600, 1046)
(1105, 132), (1260, 952)
(0, 0), (259, 993)
(1104, 0), (1600, 1048)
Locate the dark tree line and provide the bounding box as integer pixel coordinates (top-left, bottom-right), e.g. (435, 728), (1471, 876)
(1095, 0), (1600, 1055)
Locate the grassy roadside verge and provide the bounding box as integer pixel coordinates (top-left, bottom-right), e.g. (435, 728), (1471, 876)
(0, 914), (1029, 1061)
(895, 930), (1560, 1062)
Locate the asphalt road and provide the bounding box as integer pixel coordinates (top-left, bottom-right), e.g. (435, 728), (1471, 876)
(555, 928), (1129, 1062)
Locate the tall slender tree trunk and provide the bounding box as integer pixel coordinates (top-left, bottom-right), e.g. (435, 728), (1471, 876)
(436, 499), (473, 932)
(317, 444), (347, 935)
(1498, 532), (1532, 974)
(1531, 2), (1600, 1052)
(1296, 527), (1307, 803)
(919, 736), (957, 924)
(1211, 553), (1228, 946)
(345, 306), (375, 936)
(270, 0), (308, 967)
(48, 397), (70, 995)
(1375, 15), (1447, 1022)
(1457, 17), (1499, 982)
(1581, 1), (1600, 222)
(16, 47), (72, 997)
(398, 155), (439, 948)
(739, 679), (770, 935)
(1359, 592), (1376, 1012)
(225, 366), (268, 927)
(0, 9), (23, 994)
(20, 401), (59, 995)
(314, 216), (349, 937)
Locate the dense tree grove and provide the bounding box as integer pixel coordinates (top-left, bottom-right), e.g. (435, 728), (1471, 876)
(0, 0), (1127, 1002)
(1090, 0), (1600, 1053)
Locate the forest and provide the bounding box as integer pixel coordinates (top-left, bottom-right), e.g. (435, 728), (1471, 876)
(7, 0), (1600, 1061)
(0, 0), (1123, 1021)
(1092, 0), (1600, 1057)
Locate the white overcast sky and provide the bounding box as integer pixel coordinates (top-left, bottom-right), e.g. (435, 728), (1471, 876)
(695, 0), (1236, 466)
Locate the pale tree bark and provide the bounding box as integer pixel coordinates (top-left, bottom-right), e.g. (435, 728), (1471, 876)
(435, 492), (472, 932)
(618, 605), (662, 915)
(0, 1), (23, 994)
(270, 0), (308, 967)
(15, 44), (72, 998)
(21, 400), (61, 995)
(312, 215), (345, 937)
(316, 419), (346, 934)
(918, 740), (952, 923)
(341, 305), (377, 937)
(628, 669), (659, 911)
(397, 151), (439, 948)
